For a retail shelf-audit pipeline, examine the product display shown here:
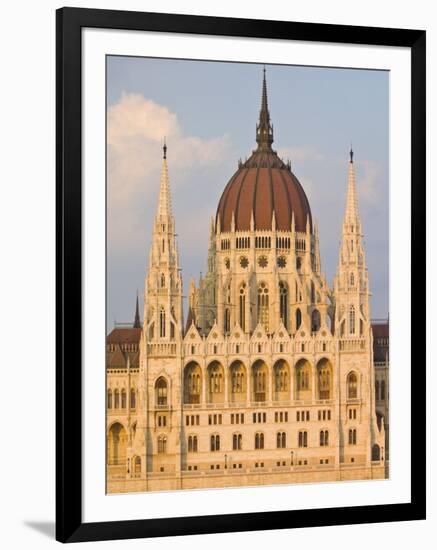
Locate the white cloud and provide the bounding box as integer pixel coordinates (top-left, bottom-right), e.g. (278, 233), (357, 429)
(107, 93), (231, 253)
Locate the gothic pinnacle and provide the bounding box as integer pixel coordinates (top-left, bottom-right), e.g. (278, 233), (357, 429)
(256, 67), (274, 150)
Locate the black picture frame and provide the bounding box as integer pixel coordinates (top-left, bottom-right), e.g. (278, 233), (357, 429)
(56, 7), (426, 543)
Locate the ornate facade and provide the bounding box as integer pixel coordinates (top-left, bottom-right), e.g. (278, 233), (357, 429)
(106, 71), (388, 493)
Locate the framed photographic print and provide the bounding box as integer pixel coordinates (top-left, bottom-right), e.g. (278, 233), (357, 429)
(56, 7), (426, 543)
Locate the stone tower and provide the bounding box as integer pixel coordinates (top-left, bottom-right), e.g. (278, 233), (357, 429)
(144, 141), (183, 340)
(333, 150), (384, 465)
(132, 142), (184, 482)
(334, 149), (370, 337)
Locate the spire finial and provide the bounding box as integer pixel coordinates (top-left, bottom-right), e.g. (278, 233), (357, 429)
(133, 290), (141, 328)
(349, 144), (354, 163)
(256, 66), (274, 150)
(163, 137), (167, 160)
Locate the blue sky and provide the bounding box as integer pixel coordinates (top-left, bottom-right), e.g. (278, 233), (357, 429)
(106, 56), (389, 329)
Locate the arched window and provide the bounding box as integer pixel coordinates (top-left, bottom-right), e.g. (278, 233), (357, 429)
(233, 433), (242, 450)
(257, 283), (269, 332)
(160, 273), (165, 288)
(311, 281), (315, 303)
(279, 281), (288, 329)
(107, 389), (112, 409)
(347, 372), (358, 399)
(210, 434), (220, 452)
(208, 362), (224, 403)
(274, 361), (289, 393)
(107, 423), (127, 465)
(320, 430), (329, 446)
(296, 308), (302, 330)
(349, 305), (355, 334)
(230, 362), (246, 402)
(155, 377), (168, 406)
(255, 432), (264, 449)
(134, 456), (141, 474)
(160, 308), (166, 338)
(184, 363), (202, 404)
(252, 361), (268, 402)
(348, 429), (357, 445)
(350, 272), (355, 287)
(114, 389), (120, 409)
(130, 388), (136, 409)
(188, 435), (198, 452)
(224, 308), (230, 334)
(311, 309), (321, 332)
(298, 431), (308, 447)
(375, 379), (380, 400)
(239, 284), (246, 330)
(277, 432), (286, 448)
(121, 389), (127, 409)
(317, 359), (332, 400)
(157, 435), (167, 453)
(295, 360), (311, 399)
(372, 444), (381, 461)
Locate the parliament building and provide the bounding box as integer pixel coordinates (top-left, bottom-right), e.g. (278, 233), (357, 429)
(106, 70), (389, 493)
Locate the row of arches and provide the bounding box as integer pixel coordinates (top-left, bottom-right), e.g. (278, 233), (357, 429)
(152, 363), (359, 406)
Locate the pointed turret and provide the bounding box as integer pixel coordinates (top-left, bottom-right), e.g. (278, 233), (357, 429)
(133, 291), (141, 328)
(343, 146), (361, 234)
(144, 141), (183, 342)
(256, 67), (274, 151)
(156, 139), (173, 220)
(207, 215), (216, 275)
(334, 149), (370, 338)
(271, 210), (276, 231)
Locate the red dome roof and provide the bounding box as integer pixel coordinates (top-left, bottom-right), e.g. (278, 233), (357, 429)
(216, 150), (312, 233)
(215, 69), (312, 234)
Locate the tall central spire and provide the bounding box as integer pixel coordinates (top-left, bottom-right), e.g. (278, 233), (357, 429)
(256, 67), (274, 151)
